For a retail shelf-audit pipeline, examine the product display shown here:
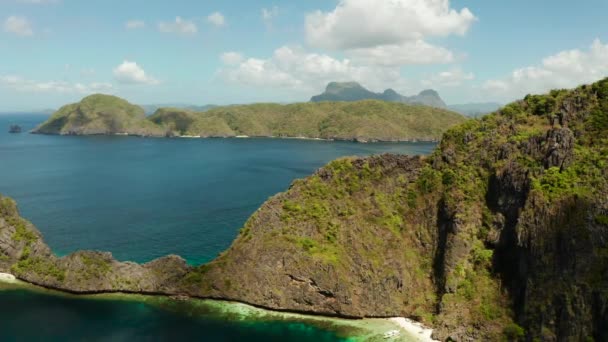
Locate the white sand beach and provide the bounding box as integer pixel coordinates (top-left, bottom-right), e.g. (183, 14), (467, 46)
(388, 317), (438, 342)
(0, 273), (17, 283)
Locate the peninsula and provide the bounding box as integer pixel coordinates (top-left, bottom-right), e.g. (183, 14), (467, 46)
(32, 95), (466, 142)
(3, 77), (608, 341)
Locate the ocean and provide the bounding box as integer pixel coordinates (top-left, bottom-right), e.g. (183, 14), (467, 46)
(0, 113), (436, 341)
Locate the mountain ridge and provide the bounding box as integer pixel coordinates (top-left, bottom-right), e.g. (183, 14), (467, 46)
(310, 82), (448, 109)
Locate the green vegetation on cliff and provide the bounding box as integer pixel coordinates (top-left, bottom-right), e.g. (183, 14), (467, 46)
(196, 78), (608, 341)
(5, 78), (608, 341)
(33, 94), (466, 141)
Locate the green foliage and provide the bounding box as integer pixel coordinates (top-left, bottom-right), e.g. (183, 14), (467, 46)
(0, 197), (18, 217)
(472, 241), (494, 267)
(442, 169), (456, 186)
(34, 94), (152, 135)
(35, 95), (467, 140)
(532, 167), (588, 199)
(11, 257), (65, 281)
(182, 264), (210, 285)
(79, 254), (112, 277)
(406, 189), (417, 209)
(297, 238), (318, 252)
(524, 94), (556, 116)
(417, 166), (441, 194)
(503, 323), (525, 340)
(282, 201), (303, 214)
(10, 218), (37, 244)
(595, 215), (608, 225)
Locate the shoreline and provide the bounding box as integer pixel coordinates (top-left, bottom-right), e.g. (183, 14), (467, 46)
(0, 271), (436, 341)
(30, 131), (439, 144)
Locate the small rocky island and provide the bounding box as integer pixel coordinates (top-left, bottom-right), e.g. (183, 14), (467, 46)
(8, 125), (22, 134)
(2, 78), (607, 341)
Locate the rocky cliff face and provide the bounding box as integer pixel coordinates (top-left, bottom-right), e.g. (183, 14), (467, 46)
(0, 196), (190, 294)
(196, 79), (608, 341)
(4, 79), (608, 341)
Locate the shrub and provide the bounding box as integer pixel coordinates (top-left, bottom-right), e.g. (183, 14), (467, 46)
(503, 323), (525, 340)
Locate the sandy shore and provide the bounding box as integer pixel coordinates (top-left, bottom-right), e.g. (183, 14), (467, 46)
(388, 317), (438, 341)
(0, 273), (17, 283)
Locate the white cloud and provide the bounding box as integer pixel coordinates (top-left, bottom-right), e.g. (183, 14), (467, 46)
(207, 12), (226, 27)
(262, 6), (279, 21)
(125, 20), (145, 29)
(348, 40), (455, 66)
(0, 75), (112, 94)
(221, 52), (244, 66)
(4, 16), (33, 36)
(158, 17), (197, 35)
(305, 0), (475, 50)
(113, 60), (159, 85)
(218, 46), (405, 93)
(422, 67), (474, 87)
(483, 39), (608, 100)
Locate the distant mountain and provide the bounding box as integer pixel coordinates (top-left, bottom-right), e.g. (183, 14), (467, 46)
(448, 102), (502, 117)
(140, 104), (218, 115)
(310, 82), (447, 109)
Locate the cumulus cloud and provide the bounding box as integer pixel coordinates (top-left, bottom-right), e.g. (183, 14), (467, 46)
(483, 39), (608, 100)
(158, 17), (197, 35)
(218, 46), (405, 92)
(0, 75), (112, 94)
(221, 52), (244, 66)
(305, 0), (475, 50)
(207, 12), (226, 27)
(4, 16), (33, 36)
(422, 67), (474, 87)
(348, 40), (455, 66)
(125, 20), (145, 29)
(113, 61), (159, 85)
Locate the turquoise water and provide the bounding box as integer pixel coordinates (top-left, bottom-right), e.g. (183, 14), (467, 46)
(0, 114), (436, 341)
(0, 288), (348, 342)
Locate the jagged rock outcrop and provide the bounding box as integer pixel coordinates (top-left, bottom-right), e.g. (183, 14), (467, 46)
(0, 196), (190, 294)
(4, 79), (608, 341)
(195, 79), (608, 341)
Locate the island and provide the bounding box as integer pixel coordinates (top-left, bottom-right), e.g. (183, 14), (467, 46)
(8, 125), (22, 133)
(2, 77), (608, 341)
(310, 82), (448, 109)
(31, 94), (467, 142)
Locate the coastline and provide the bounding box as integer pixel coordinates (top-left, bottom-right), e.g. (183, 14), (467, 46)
(0, 272), (436, 341)
(30, 131), (439, 144)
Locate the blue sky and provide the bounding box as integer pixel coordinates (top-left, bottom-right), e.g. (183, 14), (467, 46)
(1, 0), (608, 111)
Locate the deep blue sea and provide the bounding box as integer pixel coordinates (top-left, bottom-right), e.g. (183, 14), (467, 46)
(0, 113), (437, 341)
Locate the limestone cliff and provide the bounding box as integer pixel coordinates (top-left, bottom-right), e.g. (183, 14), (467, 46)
(5, 78), (608, 341)
(0, 196), (190, 294)
(192, 79), (608, 340)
